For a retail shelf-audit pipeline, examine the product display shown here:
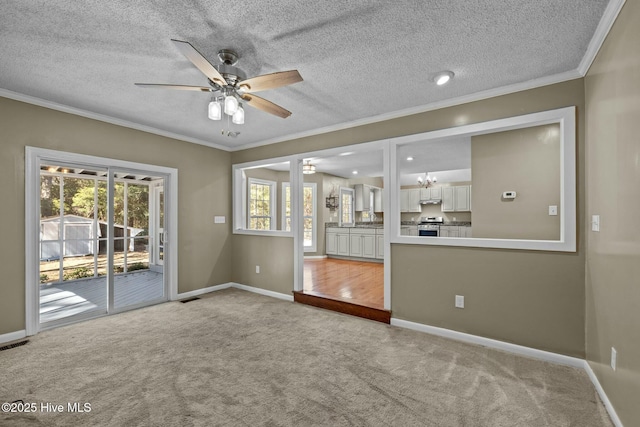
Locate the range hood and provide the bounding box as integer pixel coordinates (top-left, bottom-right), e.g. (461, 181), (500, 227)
(420, 199), (442, 205)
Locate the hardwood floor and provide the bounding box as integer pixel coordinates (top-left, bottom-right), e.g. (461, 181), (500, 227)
(303, 258), (384, 310)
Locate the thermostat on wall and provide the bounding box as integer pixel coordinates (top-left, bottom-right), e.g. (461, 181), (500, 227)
(502, 191), (517, 199)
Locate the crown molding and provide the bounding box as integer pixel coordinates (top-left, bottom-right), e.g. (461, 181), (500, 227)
(0, 88), (232, 152)
(577, 0), (626, 76)
(232, 69), (582, 151)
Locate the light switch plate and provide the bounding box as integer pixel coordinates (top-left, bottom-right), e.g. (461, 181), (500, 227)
(214, 216), (226, 224)
(592, 215), (600, 232)
(455, 295), (465, 309)
(548, 205), (558, 216)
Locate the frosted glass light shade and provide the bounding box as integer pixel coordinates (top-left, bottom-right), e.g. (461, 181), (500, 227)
(224, 95), (238, 115)
(232, 105), (244, 124)
(208, 100), (221, 120)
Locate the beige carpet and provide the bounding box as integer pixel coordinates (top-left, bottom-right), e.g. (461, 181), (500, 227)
(1, 288), (612, 426)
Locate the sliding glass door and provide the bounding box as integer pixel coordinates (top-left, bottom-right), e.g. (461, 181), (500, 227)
(38, 162), (166, 328)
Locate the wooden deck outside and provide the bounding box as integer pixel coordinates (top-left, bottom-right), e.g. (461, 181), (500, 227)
(40, 270), (164, 323)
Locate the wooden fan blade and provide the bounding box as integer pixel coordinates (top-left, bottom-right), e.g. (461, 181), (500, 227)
(241, 93), (292, 118)
(135, 83), (212, 92)
(238, 70), (302, 93)
(170, 39), (227, 87)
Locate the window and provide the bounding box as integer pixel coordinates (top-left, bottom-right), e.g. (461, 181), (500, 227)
(283, 182), (317, 252)
(248, 178), (276, 230)
(339, 187), (355, 227)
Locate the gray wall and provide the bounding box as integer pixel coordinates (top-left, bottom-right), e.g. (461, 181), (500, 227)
(584, 0), (640, 424)
(0, 97), (232, 335)
(471, 124), (561, 240)
(231, 78), (587, 357)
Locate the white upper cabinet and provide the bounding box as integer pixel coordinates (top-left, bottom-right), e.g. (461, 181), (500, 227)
(400, 189), (421, 212)
(354, 184), (371, 211)
(441, 185), (471, 212)
(374, 188), (383, 213)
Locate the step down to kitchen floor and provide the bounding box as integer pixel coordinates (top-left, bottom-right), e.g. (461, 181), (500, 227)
(292, 291), (391, 324)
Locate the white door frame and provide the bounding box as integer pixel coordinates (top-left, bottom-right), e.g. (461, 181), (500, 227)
(25, 147), (179, 335)
(150, 184), (165, 270)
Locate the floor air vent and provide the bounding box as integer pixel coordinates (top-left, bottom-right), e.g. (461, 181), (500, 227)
(0, 340), (29, 352)
(180, 297), (200, 303)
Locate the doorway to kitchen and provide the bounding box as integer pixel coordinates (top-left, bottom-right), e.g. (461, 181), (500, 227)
(294, 146), (390, 323)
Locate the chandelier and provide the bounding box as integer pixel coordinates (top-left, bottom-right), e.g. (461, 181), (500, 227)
(417, 173), (437, 188)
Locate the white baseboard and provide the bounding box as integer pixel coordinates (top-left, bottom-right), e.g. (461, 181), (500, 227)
(583, 361), (623, 427)
(228, 282), (294, 301)
(183, 281), (294, 302)
(391, 318), (623, 425)
(174, 283), (232, 300)
(0, 330), (27, 345)
(304, 255), (327, 260)
(390, 318), (584, 368)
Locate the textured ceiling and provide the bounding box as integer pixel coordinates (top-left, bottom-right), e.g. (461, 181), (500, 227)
(0, 0), (611, 150)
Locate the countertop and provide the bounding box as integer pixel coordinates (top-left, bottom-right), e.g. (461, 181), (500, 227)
(401, 221), (472, 226)
(325, 222), (383, 229)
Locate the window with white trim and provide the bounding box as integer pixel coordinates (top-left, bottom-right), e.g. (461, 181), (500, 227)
(282, 182), (317, 252)
(248, 178), (276, 230)
(339, 187), (355, 227)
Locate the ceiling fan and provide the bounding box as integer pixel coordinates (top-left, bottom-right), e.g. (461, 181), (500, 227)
(135, 39), (303, 122)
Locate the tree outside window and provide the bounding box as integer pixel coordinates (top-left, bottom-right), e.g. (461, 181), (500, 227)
(248, 178), (275, 230)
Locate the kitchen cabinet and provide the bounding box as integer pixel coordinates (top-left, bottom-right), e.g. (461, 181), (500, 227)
(454, 186), (470, 211)
(350, 228), (376, 258)
(440, 225), (472, 237)
(355, 184), (384, 213)
(362, 234), (376, 258)
(354, 184), (371, 212)
(373, 188), (383, 213)
(337, 232), (350, 256)
(439, 225), (459, 237)
(420, 187), (442, 202)
(441, 185), (471, 212)
(401, 225), (418, 236)
(326, 231), (337, 254)
(326, 227), (350, 255)
(376, 229), (384, 259)
(327, 227), (380, 260)
(400, 189), (421, 212)
(460, 226), (472, 238)
(349, 233), (363, 257)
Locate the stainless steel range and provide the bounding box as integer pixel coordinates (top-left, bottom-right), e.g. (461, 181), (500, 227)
(417, 216), (444, 236)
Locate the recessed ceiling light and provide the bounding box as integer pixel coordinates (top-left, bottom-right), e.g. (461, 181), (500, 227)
(339, 152), (354, 156)
(434, 70), (454, 86)
(352, 170), (358, 175)
(406, 156), (414, 161)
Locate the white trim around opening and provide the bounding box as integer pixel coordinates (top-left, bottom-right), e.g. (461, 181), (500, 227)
(25, 147), (179, 336)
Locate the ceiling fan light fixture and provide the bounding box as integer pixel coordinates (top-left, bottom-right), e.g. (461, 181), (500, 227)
(232, 104), (245, 124)
(435, 70), (454, 86)
(208, 99), (221, 120)
(224, 94), (239, 115)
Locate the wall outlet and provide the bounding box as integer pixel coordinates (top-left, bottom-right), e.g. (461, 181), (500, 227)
(611, 347), (617, 371)
(592, 215), (600, 232)
(255, 265), (260, 274)
(548, 205), (558, 216)
(455, 295), (465, 309)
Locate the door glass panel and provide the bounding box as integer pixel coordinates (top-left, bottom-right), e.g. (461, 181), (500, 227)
(39, 166), (107, 325)
(113, 173), (164, 310)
